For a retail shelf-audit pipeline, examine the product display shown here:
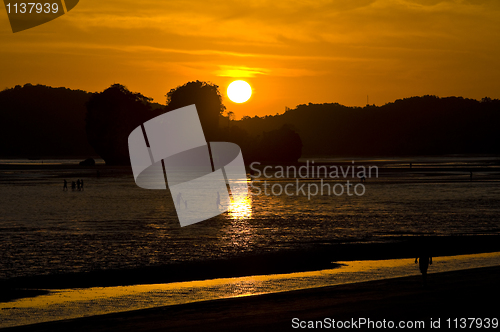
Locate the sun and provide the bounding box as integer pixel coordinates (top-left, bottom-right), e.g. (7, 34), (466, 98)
(227, 80), (252, 103)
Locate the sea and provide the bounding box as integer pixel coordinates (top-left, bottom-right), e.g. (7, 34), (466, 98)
(1, 157), (500, 279)
(1, 156), (500, 327)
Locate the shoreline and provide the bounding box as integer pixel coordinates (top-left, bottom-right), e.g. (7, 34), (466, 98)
(1, 154), (499, 172)
(3, 235), (500, 295)
(3, 265), (499, 331)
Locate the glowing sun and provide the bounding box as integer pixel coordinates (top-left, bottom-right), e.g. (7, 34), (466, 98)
(227, 80), (252, 103)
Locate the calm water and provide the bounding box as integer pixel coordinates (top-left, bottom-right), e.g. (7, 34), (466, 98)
(1, 158), (500, 280)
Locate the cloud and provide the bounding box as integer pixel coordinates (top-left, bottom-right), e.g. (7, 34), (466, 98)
(214, 65), (326, 77)
(215, 65), (268, 77)
(58, 0), (499, 52)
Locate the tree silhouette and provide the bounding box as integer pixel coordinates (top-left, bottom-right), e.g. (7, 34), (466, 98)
(234, 96), (500, 156)
(166, 81), (225, 141)
(3, 83), (499, 161)
(0, 84), (93, 157)
(257, 125), (303, 162)
(226, 111), (235, 127)
(86, 84), (163, 165)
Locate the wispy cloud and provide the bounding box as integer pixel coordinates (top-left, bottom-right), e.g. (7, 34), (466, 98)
(215, 65), (268, 77)
(63, 0), (500, 46)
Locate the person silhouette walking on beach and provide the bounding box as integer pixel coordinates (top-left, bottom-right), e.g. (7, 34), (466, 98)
(176, 192), (183, 209)
(63, 179), (68, 191)
(77, 179), (81, 191)
(71, 181), (76, 191)
(415, 252), (432, 286)
(80, 179), (84, 191)
(216, 192), (223, 209)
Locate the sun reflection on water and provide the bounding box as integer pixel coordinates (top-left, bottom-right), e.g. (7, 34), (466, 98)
(227, 195), (252, 220)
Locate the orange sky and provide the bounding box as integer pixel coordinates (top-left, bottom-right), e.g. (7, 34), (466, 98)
(1, 0), (499, 118)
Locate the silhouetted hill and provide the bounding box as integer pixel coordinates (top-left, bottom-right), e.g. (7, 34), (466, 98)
(85, 84), (165, 165)
(2, 85), (498, 160)
(0, 84), (95, 158)
(0, 84), (165, 159)
(84, 81), (301, 165)
(235, 96), (500, 156)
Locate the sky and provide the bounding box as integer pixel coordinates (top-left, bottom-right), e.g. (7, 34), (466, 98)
(1, 0), (499, 118)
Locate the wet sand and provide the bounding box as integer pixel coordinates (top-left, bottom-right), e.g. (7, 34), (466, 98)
(3, 266), (499, 332)
(3, 235), (500, 293)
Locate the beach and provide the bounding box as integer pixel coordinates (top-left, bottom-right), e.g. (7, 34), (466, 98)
(1, 157), (500, 330)
(1, 250), (500, 329)
(3, 266), (499, 331)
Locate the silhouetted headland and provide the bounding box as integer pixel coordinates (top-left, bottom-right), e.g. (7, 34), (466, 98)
(2, 84), (499, 165)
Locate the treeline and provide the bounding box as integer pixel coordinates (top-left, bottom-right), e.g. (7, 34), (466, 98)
(0, 83), (162, 160)
(85, 82), (302, 165)
(85, 84), (164, 165)
(235, 96), (500, 156)
(0, 83), (301, 164)
(1, 84), (498, 161)
(0, 84), (94, 157)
